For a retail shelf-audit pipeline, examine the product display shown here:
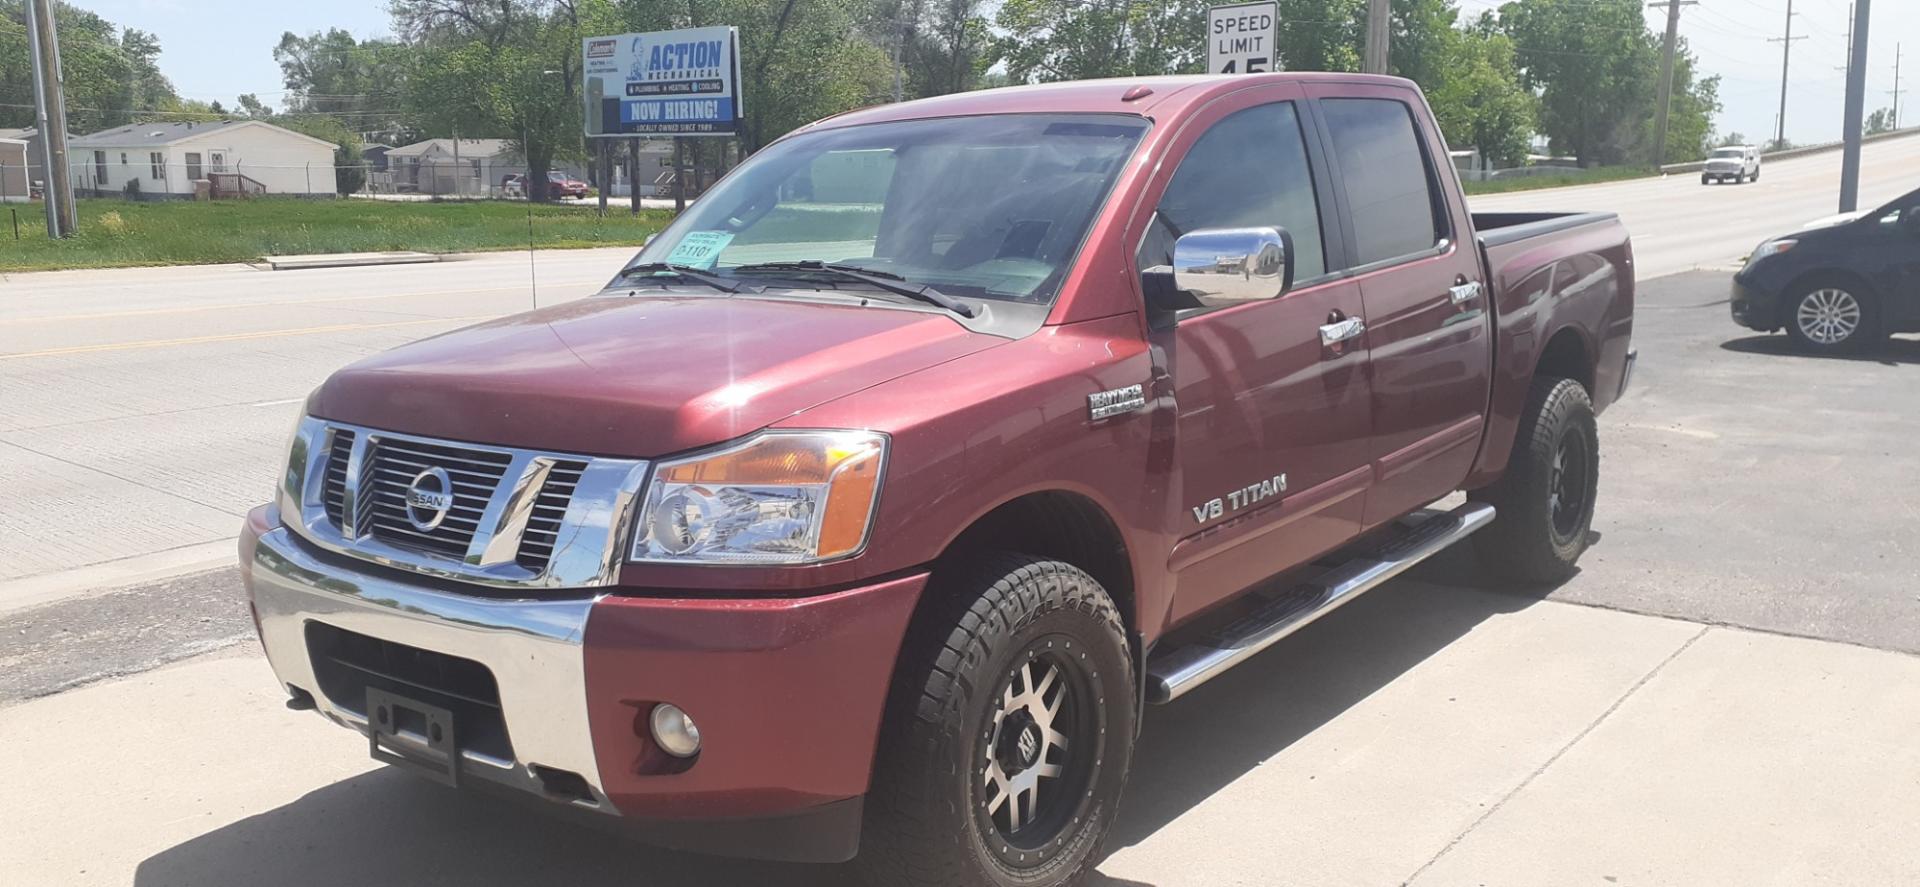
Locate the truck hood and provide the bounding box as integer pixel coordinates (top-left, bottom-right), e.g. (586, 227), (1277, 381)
(307, 293), (1001, 457)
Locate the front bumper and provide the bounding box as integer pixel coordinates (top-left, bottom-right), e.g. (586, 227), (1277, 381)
(241, 505), (927, 861)
(1730, 271), (1781, 331)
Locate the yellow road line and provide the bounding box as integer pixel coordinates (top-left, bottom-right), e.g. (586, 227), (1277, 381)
(0, 315), (494, 361)
(0, 282), (600, 326)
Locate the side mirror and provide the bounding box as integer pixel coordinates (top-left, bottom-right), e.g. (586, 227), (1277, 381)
(1170, 227), (1294, 306)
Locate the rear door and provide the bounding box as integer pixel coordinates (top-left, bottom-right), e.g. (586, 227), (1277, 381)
(1305, 83), (1492, 527)
(1134, 83), (1375, 624)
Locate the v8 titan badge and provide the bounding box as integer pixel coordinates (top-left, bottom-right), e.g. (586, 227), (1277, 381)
(1192, 473), (1288, 523)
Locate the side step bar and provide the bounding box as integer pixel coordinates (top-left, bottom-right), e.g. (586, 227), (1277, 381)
(1145, 502), (1496, 704)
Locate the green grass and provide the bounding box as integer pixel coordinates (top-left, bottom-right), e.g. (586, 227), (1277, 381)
(0, 198), (675, 272)
(1461, 166), (1659, 196)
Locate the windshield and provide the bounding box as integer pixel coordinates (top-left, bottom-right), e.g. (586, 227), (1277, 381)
(1712, 148), (1745, 158)
(630, 113), (1149, 304)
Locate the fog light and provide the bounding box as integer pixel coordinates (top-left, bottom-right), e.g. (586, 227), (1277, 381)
(649, 703), (702, 758)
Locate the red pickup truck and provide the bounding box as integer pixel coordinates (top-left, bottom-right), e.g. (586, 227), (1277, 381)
(242, 73), (1633, 886)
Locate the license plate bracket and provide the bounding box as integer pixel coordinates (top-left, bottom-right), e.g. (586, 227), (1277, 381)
(366, 687), (460, 787)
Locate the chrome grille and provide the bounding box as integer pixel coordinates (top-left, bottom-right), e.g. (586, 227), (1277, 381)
(361, 438), (512, 558)
(517, 461), (586, 571)
(322, 429), (355, 527)
(283, 417), (648, 590)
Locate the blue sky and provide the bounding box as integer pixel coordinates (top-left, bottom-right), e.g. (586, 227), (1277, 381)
(85, 0), (1919, 147)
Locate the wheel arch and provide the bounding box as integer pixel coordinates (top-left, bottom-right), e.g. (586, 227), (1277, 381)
(1534, 325), (1595, 393)
(933, 490), (1139, 641)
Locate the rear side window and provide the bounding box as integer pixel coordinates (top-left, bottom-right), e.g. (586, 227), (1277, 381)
(1320, 98), (1447, 267)
(1137, 101), (1328, 282)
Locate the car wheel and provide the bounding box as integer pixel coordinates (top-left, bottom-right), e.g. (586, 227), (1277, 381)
(1701, 174), (1712, 186)
(1785, 281), (1882, 354)
(1469, 376), (1598, 586)
(1752, 168), (1760, 182)
(859, 554), (1135, 887)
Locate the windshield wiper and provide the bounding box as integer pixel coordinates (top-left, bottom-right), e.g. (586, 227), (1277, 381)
(617, 262), (751, 294)
(731, 261), (977, 318)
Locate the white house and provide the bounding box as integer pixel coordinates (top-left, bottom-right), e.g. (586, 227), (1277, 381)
(383, 138), (526, 196)
(66, 120), (338, 199)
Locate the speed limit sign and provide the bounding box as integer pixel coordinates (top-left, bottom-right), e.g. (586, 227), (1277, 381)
(1208, 2), (1279, 74)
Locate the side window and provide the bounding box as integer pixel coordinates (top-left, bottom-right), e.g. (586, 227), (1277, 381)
(1137, 101), (1327, 283)
(1320, 98), (1447, 267)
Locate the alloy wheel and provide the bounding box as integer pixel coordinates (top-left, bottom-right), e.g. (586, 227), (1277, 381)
(1548, 430), (1591, 544)
(975, 638), (1101, 870)
(1796, 288), (1862, 346)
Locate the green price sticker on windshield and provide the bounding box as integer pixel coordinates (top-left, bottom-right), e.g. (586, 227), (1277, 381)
(666, 231), (735, 270)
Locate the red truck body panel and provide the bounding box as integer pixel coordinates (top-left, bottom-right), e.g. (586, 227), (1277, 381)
(243, 72), (1634, 859)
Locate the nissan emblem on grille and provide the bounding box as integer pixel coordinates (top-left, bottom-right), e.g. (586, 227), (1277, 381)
(404, 467), (455, 532)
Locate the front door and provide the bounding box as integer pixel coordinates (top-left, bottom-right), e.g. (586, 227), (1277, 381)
(1139, 86), (1374, 625)
(1307, 84), (1492, 527)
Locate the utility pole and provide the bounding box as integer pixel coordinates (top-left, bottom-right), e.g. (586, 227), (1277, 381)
(1892, 44), (1905, 130)
(1363, 0), (1391, 74)
(1839, 0), (1871, 212)
(1649, 0), (1698, 167)
(25, 0), (75, 237)
(1768, 0), (1806, 150)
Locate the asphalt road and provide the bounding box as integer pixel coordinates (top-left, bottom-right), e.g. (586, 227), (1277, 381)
(1472, 132), (1920, 279)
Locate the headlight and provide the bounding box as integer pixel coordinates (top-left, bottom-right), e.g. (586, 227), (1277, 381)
(630, 430), (887, 564)
(1748, 239), (1796, 265)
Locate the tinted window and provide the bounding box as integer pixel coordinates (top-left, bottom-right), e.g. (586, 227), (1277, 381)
(1138, 102), (1327, 282)
(1321, 98), (1446, 266)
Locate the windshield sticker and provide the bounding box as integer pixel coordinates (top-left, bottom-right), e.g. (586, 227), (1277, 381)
(666, 230), (735, 269)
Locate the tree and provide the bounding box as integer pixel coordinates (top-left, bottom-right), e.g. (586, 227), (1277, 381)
(1499, 0), (1658, 167)
(1717, 131), (1748, 148)
(1652, 49), (1719, 164)
(992, 0), (1210, 83)
(0, 2), (184, 132)
(236, 93), (274, 119)
(274, 28), (412, 141)
(394, 0), (582, 201)
(276, 114), (367, 194)
(1426, 24), (1536, 167)
(1865, 108), (1895, 136)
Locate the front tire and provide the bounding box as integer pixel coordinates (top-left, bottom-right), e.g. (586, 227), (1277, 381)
(859, 554), (1136, 887)
(1785, 280), (1881, 354)
(1470, 377), (1599, 585)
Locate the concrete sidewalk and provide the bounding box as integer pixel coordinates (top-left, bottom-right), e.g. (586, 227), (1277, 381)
(5, 580), (1916, 887)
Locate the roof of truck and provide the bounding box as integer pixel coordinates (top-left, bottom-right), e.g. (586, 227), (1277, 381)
(802, 72), (1419, 134)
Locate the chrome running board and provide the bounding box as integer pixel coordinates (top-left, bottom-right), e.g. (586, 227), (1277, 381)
(1145, 502), (1496, 704)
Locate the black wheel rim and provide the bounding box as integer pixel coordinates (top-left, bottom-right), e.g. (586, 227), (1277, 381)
(972, 634), (1103, 870)
(1549, 429), (1591, 544)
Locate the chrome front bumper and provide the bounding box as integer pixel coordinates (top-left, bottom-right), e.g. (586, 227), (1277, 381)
(248, 522), (614, 812)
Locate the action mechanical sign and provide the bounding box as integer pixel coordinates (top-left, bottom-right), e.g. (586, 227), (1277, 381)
(583, 27), (743, 138)
(1207, 2), (1279, 74)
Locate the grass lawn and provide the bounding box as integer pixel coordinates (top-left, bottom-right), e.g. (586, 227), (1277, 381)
(1461, 166), (1659, 196)
(0, 198), (675, 272)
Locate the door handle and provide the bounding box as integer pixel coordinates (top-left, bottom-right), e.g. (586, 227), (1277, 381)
(1449, 280), (1482, 306)
(1319, 316), (1366, 347)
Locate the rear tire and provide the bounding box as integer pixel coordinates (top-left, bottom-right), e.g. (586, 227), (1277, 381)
(858, 554), (1136, 887)
(1470, 377), (1599, 585)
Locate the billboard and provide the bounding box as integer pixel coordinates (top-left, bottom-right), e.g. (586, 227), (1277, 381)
(583, 27), (743, 138)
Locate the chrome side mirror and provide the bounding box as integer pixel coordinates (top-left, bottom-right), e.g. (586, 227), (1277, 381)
(1171, 227), (1293, 305)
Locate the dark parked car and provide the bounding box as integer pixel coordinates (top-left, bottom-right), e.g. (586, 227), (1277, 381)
(1732, 186), (1920, 353)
